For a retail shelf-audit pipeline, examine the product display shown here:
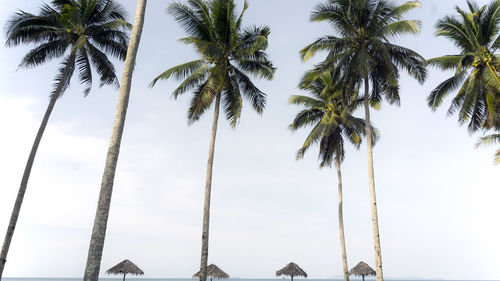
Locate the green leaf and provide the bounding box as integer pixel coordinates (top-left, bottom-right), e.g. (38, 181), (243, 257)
(150, 60), (206, 87)
(384, 20), (421, 37)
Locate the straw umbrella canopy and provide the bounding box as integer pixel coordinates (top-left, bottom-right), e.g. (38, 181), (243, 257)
(349, 261), (375, 281)
(193, 264), (229, 281)
(276, 262), (308, 281)
(106, 259), (144, 281)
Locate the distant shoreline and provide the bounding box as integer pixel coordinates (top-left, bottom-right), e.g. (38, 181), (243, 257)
(2, 276), (500, 281)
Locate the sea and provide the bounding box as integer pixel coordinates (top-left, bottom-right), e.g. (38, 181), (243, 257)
(3, 278), (497, 281)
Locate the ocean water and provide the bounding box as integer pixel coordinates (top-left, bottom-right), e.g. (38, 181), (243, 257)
(2, 276), (500, 281)
(2, 275), (360, 281)
(0, 279), (429, 281)
(3, 279), (494, 281)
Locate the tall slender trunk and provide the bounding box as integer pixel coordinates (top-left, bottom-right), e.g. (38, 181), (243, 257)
(363, 76), (383, 281)
(0, 51), (76, 281)
(335, 158), (349, 281)
(82, 1), (147, 280)
(199, 93), (221, 281)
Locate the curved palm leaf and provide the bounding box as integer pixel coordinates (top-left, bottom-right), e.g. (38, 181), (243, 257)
(476, 133), (500, 164)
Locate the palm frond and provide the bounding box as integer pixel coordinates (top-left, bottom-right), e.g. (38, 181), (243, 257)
(233, 25), (269, 57)
(86, 41), (119, 88)
(168, 1), (212, 41)
(296, 120), (327, 160)
(289, 109), (325, 131)
(150, 60), (206, 86)
(385, 42), (427, 82)
(76, 48), (92, 96)
(427, 55), (464, 71)
(481, 0), (500, 45)
(300, 36), (353, 62)
(210, 0), (236, 46)
(235, 59), (275, 79)
(50, 53), (76, 100)
(310, 1), (357, 37)
(384, 20), (421, 37)
(288, 95), (325, 108)
(235, 0), (248, 31)
(391, 1), (421, 18)
(476, 134), (500, 165)
(428, 71), (467, 110)
(19, 40), (69, 68)
(435, 15), (475, 51)
(5, 10), (60, 47)
(171, 64), (211, 99)
(179, 36), (224, 59)
(233, 68), (266, 113)
(484, 63), (500, 91)
(187, 80), (216, 124)
(222, 74), (242, 127)
(476, 134), (500, 148)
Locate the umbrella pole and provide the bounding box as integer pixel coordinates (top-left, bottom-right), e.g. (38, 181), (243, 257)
(291, 275), (294, 281)
(362, 276), (364, 281)
(123, 273), (126, 281)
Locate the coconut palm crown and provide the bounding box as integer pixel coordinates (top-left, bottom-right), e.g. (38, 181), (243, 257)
(290, 71), (377, 167)
(428, 0), (500, 132)
(151, 0), (276, 126)
(6, 0), (130, 97)
(300, 0), (427, 105)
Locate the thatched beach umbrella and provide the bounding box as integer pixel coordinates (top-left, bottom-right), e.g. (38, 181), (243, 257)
(193, 264), (229, 281)
(106, 259), (144, 281)
(349, 261), (375, 281)
(276, 262), (307, 281)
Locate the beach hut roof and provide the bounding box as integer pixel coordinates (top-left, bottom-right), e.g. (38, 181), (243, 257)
(349, 261), (375, 277)
(106, 259), (144, 276)
(276, 262), (308, 278)
(193, 264), (229, 279)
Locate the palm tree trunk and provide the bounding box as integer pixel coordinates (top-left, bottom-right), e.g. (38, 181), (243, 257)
(82, 1), (147, 280)
(363, 76), (384, 281)
(199, 92), (221, 281)
(335, 158), (349, 281)
(0, 51), (76, 281)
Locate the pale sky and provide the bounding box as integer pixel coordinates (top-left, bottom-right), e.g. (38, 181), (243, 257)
(0, 0), (499, 279)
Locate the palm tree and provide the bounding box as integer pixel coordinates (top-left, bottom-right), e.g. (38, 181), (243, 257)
(1, 1), (129, 279)
(299, 1), (427, 280)
(289, 71), (377, 281)
(476, 133), (500, 164)
(428, 0), (500, 132)
(150, 1), (275, 280)
(82, 0), (147, 281)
